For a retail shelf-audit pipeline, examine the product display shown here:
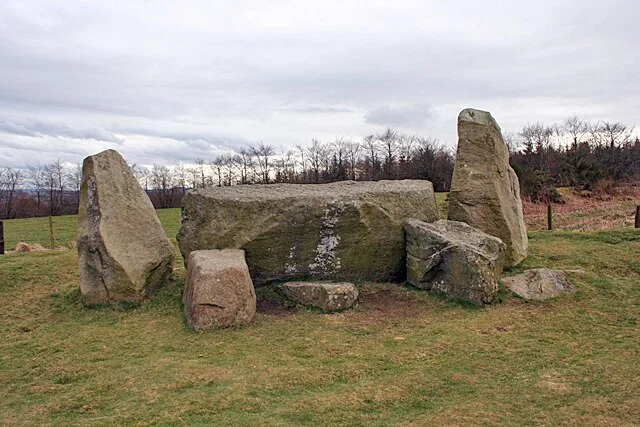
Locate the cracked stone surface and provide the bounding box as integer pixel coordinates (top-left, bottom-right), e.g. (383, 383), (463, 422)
(279, 281), (359, 312)
(447, 108), (528, 266)
(405, 218), (506, 304)
(177, 180), (438, 285)
(77, 149), (174, 306)
(184, 249), (256, 329)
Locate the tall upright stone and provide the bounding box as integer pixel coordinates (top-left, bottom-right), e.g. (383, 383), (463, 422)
(77, 149), (175, 306)
(447, 108), (527, 266)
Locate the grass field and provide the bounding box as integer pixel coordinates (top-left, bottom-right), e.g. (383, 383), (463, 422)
(1, 200), (639, 425)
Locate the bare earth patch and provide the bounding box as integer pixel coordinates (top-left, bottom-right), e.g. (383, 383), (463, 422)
(522, 185), (640, 231)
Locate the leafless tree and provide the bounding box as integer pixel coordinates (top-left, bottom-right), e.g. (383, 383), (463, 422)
(251, 141), (274, 184)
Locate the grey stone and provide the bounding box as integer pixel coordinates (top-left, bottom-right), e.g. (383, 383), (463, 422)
(184, 249), (256, 329)
(177, 180), (438, 285)
(279, 281), (359, 312)
(447, 108), (528, 266)
(405, 218), (506, 304)
(77, 149), (175, 306)
(502, 268), (575, 300)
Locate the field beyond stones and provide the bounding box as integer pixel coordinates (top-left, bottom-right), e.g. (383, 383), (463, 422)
(1, 196), (639, 426)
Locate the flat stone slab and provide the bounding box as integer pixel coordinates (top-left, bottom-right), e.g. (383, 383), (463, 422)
(177, 180), (438, 285)
(184, 249), (256, 329)
(502, 268), (575, 300)
(279, 281), (359, 312)
(405, 218), (506, 304)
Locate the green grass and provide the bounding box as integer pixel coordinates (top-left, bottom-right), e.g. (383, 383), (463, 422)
(1, 210), (639, 425)
(2, 208), (182, 250)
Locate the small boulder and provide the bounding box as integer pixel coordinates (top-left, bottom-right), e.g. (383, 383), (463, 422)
(447, 108), (528, 266)
(279, 281), (359, 312)
(502, 268), (575, 300)
(76, 149), (175, 306)
(184, 249), (256, 329)
(405, 219), (506, 304)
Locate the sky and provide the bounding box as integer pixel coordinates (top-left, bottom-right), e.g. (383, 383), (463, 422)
(1, 0), (639, 168)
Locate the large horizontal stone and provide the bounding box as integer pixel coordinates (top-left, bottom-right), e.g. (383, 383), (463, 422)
(405, 218), (506, 304)
(184, 249), (256, 329)
(77, 149), (175, 306)
(177, 180), (438, 285)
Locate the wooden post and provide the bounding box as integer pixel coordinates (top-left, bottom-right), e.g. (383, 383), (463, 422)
(635, 205), (640, 229)
(49, 216), (55, 249)
(547, 204), (553, 231)
(0, 220), (4, 255)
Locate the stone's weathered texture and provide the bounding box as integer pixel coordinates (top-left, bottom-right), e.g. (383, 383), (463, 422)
(405, 218), (506, 304)
(77, 149), (175, 306)
(183, 249), (256, 329)
(177, 180), (438, 285)
(502, 268), (575, 300)
(447, 108), (528, 266)
(279, 281), (359, 312)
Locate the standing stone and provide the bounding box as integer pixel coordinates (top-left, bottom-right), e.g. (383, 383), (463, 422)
(177, 180), (439, 285)
(405, 218), (506, 304)
(279, 281), (359, 312)
(502, 268), (575, 300)
(447, 108), (528, 266)
(183, 249), (256, 329)
(77, 149), (175, 306)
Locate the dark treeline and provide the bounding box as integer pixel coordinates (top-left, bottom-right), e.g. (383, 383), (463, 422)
(508, 116), (640, 202)
(1, 117), (638, 219)
(131, 129), (455, 209)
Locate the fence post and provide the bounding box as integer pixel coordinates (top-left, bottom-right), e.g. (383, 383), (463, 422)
(0, 220), (4, 255)
(49, 216), (56, 249)
(547, 204), (553, 231)
(635, 205), (640, 229)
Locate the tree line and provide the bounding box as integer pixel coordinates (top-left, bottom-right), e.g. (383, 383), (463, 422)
(508, 116), (639, 201)
(133, 129), (455, 208)
(1, 116), (638, 219)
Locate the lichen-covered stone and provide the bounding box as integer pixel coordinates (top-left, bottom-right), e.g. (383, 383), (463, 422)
(502, 268), (575, 300)
(177, 180), (438, 285)
(279, 281), (358, 312)
(447, 108), (528, 266)
(184, 249), (256, 329)
(405, 218), (506, 304)
(77, 149), (175, 306)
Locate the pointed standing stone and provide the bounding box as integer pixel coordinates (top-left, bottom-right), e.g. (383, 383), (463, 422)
(77, 149), (175, 306)
(447, 108), (528, 266)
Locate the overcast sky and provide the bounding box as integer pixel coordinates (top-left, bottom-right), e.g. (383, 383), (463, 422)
(1, 0), (638, 168)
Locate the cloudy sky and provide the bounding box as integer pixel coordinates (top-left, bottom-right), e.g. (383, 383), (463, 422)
(1, 0), (638, 168)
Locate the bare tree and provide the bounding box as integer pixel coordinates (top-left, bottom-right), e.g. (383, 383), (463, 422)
(599, 121), (634, 149)
(379, 128), (399, 178)
(344, 138), (361, 181)
(210, 156), (225, 187)
(150, 164), (174, 208)
(28, 165), (46, 216)
(362, 134), (380, 180)
(0, 167), (24, 218)
(44, 160), (66, 215)
(561, 115), (588, 147)
(195, 158), (207, 188)
(251, 141), (274, 184)
(306, 139), (327, 183)
(174, 163), (188, 194)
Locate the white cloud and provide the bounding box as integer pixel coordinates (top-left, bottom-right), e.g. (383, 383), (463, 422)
(0, 0), (638, 167)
